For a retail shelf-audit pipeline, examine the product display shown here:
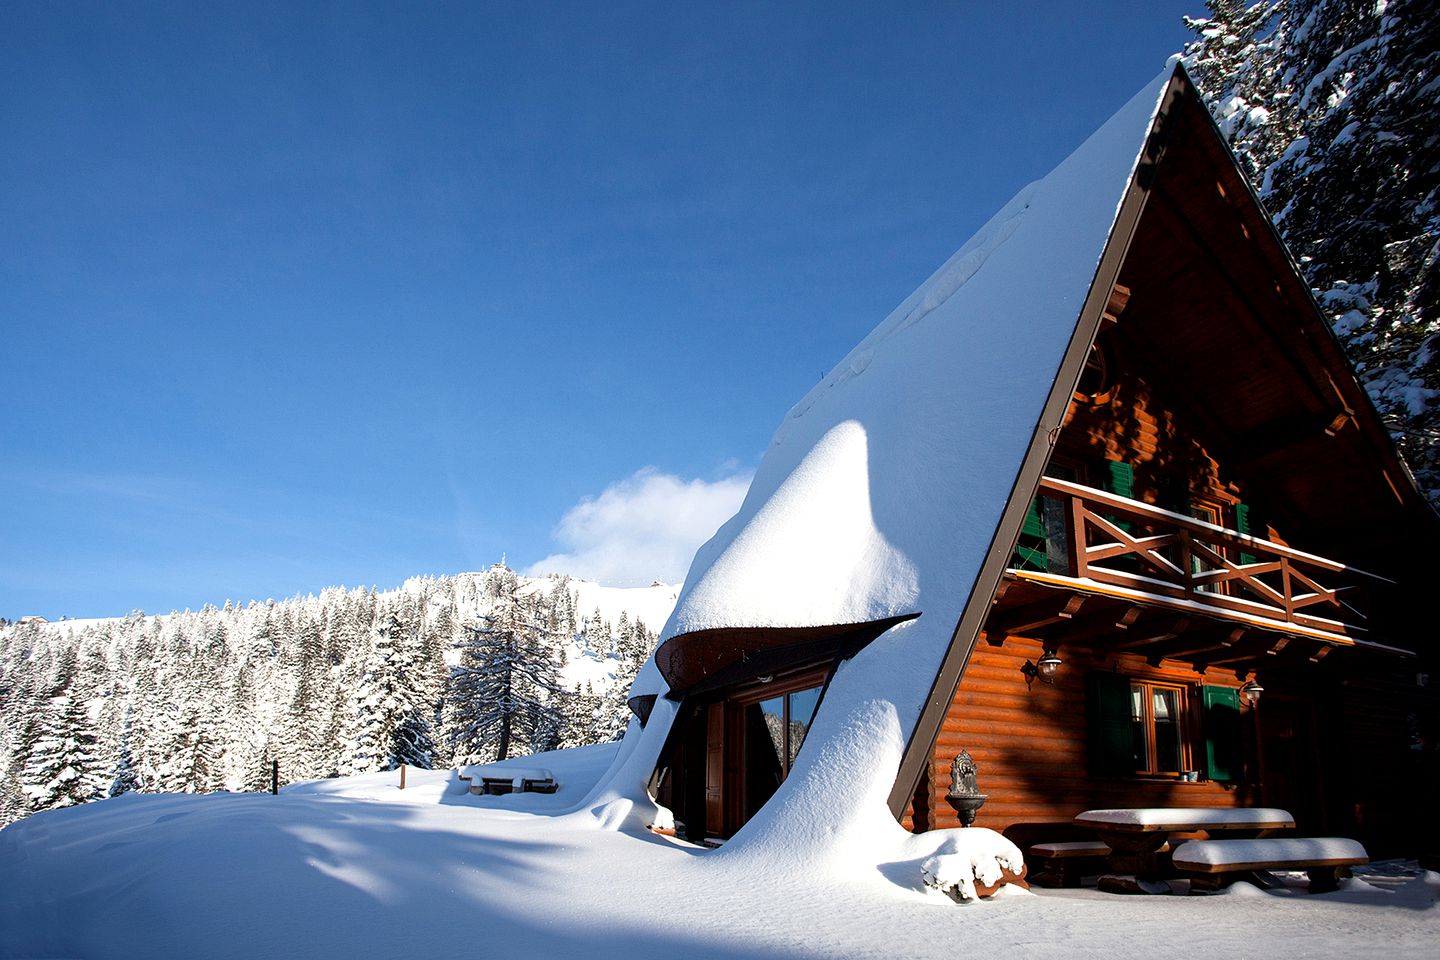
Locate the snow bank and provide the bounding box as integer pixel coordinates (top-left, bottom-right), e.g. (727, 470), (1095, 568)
(2, 777), (1434, 960)
(919, 828), (1028, 902)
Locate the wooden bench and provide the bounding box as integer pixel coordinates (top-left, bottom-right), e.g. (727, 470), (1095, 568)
(521, 777), (558, 794)
(1074, 807), (1294, 894)
(480, 776), (516, 795)
(1028, 840), (1173, 887)
(1172, 837), (1368, 894)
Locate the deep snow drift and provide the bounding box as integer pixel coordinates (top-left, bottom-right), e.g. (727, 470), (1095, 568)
(1, 752), (1435, 960)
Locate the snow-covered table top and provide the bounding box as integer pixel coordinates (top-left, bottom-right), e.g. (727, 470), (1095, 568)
(1074, 807), (1294, 832)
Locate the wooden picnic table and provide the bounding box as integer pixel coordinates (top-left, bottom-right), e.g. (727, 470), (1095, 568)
(1073, 807), (1295, 893)
(459, 765), (558, 796)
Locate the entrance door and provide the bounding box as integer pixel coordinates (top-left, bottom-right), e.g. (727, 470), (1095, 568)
(685, 668), (828, 840)
(704, 702), (725, 832)
(1258, 695), (1326, 833)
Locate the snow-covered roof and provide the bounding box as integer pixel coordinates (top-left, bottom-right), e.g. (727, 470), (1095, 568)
(575, 64), (1181, 849)
(660, 66), (1175, 642)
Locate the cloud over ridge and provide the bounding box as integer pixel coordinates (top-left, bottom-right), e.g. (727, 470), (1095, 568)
(526, 468), (751, 587)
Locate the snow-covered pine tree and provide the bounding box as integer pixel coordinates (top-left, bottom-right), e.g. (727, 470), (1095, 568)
(282, 610), (330, 780)
(346, 607), (435, 773)
(107, 709), (142, 797)
(617, 613), (654, 669)
(446, 564), (564, 763)
(0, 686), (41, 825)
(22, 649), (108, 811)
(582, 608), (611, 658)
(1184, 0), (1439, 500)
(168, 701), (221, 793)
(558, 682), (603, 749)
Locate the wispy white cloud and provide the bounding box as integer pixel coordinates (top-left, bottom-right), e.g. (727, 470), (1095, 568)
(525, 467), (752, 587)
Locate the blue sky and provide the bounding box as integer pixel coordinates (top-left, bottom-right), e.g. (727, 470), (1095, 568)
(1, 1), (1201, 618)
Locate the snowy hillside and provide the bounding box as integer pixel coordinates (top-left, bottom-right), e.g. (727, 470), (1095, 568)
(0, 566), (680, 828)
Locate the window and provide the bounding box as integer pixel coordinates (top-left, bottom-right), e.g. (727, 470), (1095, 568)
(1087, 672), (1240, 781)
(1129, 679), (1188, 775)
(756, 686), (822, 777)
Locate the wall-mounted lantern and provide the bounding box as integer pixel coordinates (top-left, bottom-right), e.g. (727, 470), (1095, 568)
(1022, 647), (1064, 685)
(1240, 677), (1264, 706)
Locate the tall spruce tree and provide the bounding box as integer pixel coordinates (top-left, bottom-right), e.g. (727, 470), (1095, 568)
(446, 565), (564, 763)
(346, 607), (435, 772)
(22, 650), (107, 811)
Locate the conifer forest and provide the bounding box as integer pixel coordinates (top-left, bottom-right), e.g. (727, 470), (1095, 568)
(0, 566), (658, 827)
(1183, 0), (1439, 499)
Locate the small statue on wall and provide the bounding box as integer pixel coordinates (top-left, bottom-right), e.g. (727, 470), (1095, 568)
(945, 749), (989, 827)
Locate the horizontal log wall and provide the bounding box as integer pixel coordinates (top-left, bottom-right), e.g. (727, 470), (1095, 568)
(927, 633), (1256, 833)
(1060, 356), (1238, 513)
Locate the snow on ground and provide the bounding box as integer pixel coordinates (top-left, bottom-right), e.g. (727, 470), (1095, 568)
(1, 751), (1435, 960)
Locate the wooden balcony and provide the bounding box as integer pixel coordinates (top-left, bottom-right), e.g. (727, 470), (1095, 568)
(991, 477), (1406, 669)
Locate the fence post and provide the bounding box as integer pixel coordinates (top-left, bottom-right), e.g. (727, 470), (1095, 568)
(400, 764), (407, 790)
(271, 759), (279, 795)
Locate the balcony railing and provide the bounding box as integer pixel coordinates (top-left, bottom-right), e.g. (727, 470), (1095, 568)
(1010, 476), (1389, 640)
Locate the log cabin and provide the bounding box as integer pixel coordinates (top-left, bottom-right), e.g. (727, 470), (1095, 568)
(625, 63), (1439, 859)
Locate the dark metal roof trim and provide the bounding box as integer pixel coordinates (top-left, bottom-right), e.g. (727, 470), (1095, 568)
(884, 65), (1192, 818)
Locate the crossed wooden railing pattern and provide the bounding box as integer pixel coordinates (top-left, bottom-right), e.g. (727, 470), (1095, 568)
(1025, 476), (1386, 637)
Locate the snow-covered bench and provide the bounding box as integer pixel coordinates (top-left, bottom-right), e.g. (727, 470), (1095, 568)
(1074, 807), (1295, 893)
(460, 765), (558, 796)
(1172, 837), (1368, 894)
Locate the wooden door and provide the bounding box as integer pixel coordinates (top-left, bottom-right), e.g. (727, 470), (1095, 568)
(1258, 695), (1326, 833)
(705, 702), (725, 835)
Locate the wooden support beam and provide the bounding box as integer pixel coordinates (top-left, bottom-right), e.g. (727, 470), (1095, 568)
(1040, 603), (1143, 645)
(1111, 615), (1193, 650)
(984, 594), (1087, 644)
(1102, 283), (1132, 324)
(1144, 626), (1249, 667)
(1195, 633), (1296, 669)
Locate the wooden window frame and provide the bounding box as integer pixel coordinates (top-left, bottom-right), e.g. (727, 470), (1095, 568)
(1129, 677), (1193, 777)
(728, 666), (829, 779)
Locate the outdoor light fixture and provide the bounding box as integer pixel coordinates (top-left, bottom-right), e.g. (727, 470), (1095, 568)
(1022, 649), (1063, 685)
(1240, 677), (1264, 705)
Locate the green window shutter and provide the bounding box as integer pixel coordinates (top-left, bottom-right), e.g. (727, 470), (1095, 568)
(1098, 459), (1134, 499)
(1012, 497), (1048, 571)
(1201, 685), (1241, 782)
(1087, 672), (1133, 777)
(1022, 497), (1045, 538)
(1096, 459), (1134, 534)
(1234, 502), (1256, 565)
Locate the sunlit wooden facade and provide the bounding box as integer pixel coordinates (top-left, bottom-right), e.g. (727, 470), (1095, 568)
(902, 76), (1437, 855)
